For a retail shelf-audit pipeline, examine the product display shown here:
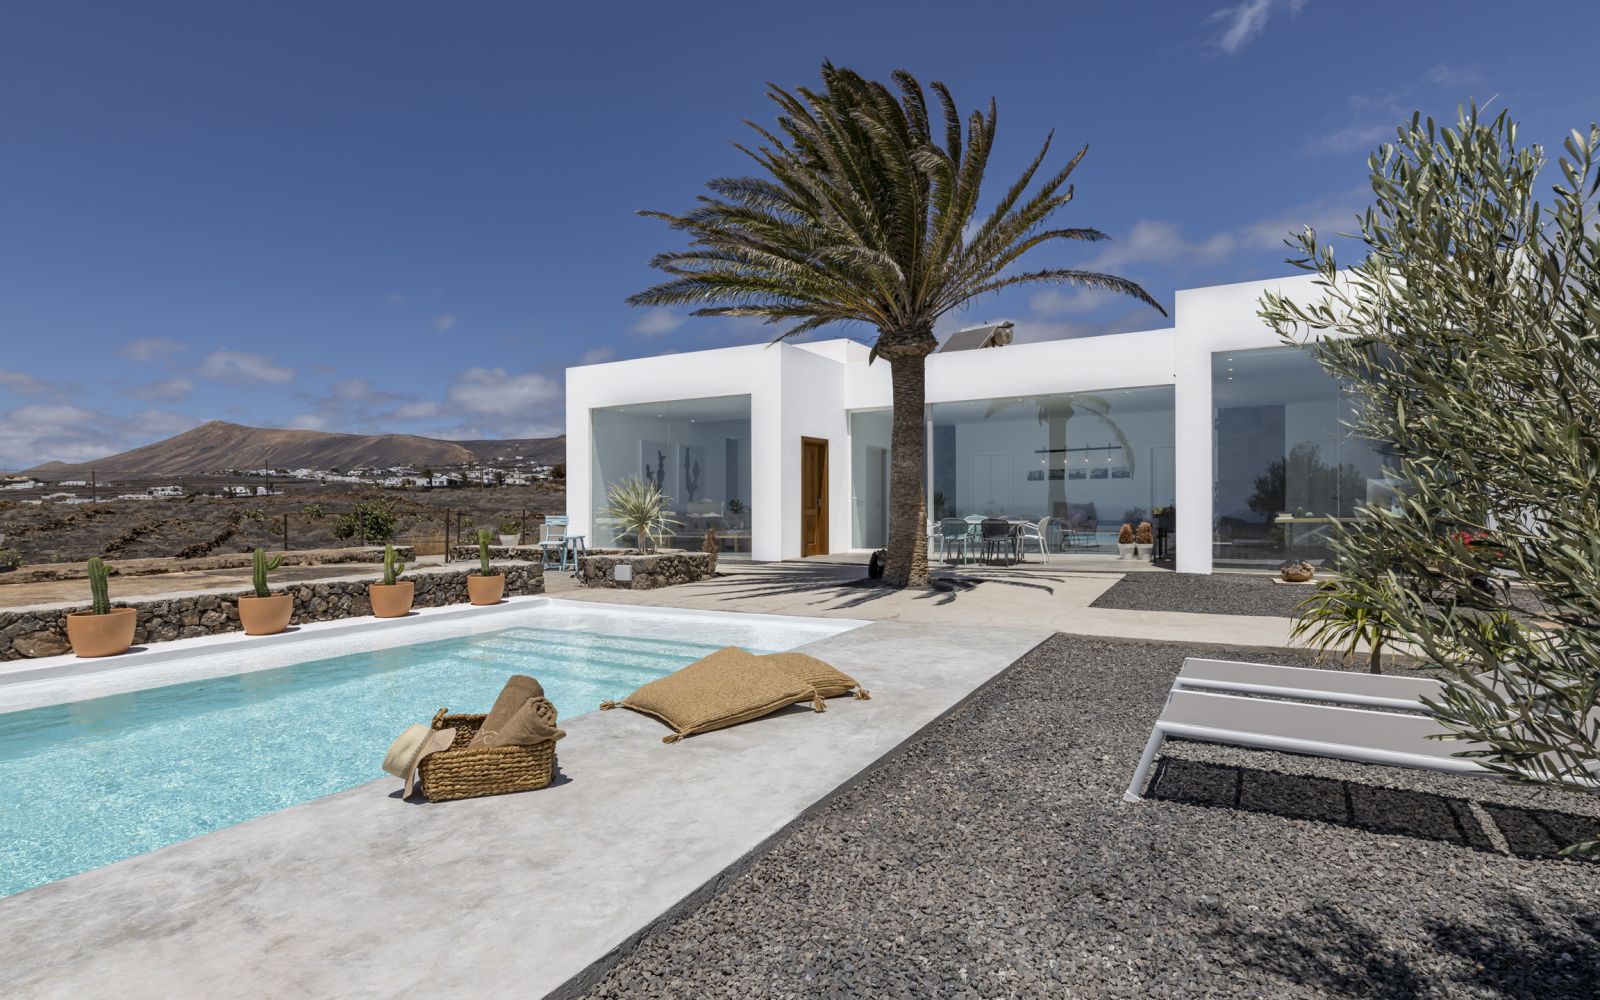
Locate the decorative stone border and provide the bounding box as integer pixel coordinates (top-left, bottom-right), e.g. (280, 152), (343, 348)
(576, 551), (715, 590)
(0, 561), (542, 660)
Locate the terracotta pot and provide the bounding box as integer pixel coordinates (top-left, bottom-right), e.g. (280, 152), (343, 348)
(238, 594), (293, 635)
(66, 606), (138, 658)
(467, 572), (505, 606)
(369, 581), (415, 618)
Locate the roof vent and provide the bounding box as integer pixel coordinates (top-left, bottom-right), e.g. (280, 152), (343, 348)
(936, 321), (1015, 353)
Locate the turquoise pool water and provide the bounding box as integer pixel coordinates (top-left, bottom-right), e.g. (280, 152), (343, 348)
(0, 625), (746, 897)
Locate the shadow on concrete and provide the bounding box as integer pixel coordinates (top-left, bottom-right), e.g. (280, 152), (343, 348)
(1150, 757), (1600, 861)
(695, 563), (1082, 610)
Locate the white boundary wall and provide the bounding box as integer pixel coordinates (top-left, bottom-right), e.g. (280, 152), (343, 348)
(566, 273), (1332, 572)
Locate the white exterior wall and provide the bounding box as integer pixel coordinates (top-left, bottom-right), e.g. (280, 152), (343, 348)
(566, 272), (1332, 572)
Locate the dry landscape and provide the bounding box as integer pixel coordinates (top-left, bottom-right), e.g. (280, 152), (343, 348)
(0, 482), (565, 569)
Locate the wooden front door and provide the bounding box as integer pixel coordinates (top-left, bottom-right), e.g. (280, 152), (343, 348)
(800, 437), (829, 556)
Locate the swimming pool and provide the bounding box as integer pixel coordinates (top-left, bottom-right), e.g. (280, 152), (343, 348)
(0, 606), (851, 897)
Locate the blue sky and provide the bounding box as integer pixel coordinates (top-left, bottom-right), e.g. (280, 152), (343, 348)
(2, 0), (1597, 468)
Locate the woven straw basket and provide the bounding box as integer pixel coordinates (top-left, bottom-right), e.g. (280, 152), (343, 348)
(417, 702), (559, 801)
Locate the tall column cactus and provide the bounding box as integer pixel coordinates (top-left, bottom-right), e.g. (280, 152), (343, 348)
(87, 556), (111, 615)
(251, 547), (284, 599)
(476, 529), (496, 576)
(382, 544), (405, 586)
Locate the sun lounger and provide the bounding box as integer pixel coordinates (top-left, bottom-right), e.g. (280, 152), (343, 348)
(1172, 656), (1443, 711)
(1122, 687), (1490, 802)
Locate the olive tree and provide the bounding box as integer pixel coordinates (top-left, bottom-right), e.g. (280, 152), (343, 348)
(1261, 104), (1600, 853)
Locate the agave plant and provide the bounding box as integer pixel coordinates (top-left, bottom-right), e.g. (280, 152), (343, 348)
(598, 476), (680, 554)
(631, 63), (1163, 586)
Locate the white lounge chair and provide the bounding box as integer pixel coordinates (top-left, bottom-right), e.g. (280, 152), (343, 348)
(1172, 656), (1442, 711)
(1123, 658), (1485, 803)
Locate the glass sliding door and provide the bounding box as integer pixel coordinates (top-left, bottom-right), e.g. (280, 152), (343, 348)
(849, 409), (892, 549)
(1211, 347), (1387, 569)
(589, 395), (752, 557)
(926, 386), (1175, 555)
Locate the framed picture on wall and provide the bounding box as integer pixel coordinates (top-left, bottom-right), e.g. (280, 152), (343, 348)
(1111, 466), (1132, 479)
(1089, 466), (1109, 480)
(1067, 467), (1087, 481)
(1048, 468), (1065, 481)
(641, 441), (669, 491)
(1026, 469), (1045, 482)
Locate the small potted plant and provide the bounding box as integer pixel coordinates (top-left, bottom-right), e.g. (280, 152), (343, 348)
(468, 529), (505, 605)
(725, 497), (746, 530)
(0, 548), (21, 573)
(369, 544), (413, 618)
(66, 556), (138, 657)
(238, 548), (292, 635)
(1136, 521), (1153, 552)
(1116, 523), (1137, 560)
(498, 520), (521, 548)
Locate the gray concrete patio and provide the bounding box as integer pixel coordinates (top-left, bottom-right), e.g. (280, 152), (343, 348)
(0, 615), (1050, 1000)
(547, 558), (1300, 649)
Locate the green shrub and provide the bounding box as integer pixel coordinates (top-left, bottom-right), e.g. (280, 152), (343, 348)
(334, 501), (399, 544)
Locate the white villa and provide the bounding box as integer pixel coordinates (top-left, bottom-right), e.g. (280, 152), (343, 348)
(564, 273), (1388, 575)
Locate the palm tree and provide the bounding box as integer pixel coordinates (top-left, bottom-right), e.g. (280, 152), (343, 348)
(630, 64), (1165, 587)
(984, 393), (1134, 516)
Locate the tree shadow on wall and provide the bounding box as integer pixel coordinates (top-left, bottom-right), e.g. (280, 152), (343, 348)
(697, 563), (1073, 609)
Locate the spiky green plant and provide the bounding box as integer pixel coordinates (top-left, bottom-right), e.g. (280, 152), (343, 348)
(86, 556), (111, 615)
(251, 547), (284, 599)
(598, 476), (680, 554)
(631, 63), (1163, 586)
(476, 529), (499, 577)
(381, 544), (405, 586)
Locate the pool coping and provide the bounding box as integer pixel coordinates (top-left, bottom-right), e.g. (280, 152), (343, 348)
(0, 612), (1051, 1000)
(0, 597), (869, 713)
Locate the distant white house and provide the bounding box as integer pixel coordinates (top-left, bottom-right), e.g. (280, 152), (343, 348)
(59, 480), (88, 487)
(565, 272), (1390, 574)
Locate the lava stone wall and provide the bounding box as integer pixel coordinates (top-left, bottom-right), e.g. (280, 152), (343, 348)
(576, 551), (715, 590)
(0, 562), (542, 660)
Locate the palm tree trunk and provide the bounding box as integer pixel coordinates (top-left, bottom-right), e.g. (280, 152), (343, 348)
(880, 327), (936, 588)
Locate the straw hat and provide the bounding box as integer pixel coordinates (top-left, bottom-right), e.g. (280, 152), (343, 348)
(384, 723), (456, 797)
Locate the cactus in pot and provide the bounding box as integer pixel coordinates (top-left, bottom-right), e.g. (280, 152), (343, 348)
(1116, 522), (1138, 560)
(238, 548), (293, 635)
(370, 543), (414, 618)
(67, 556), (138, 657)
(468, 529), (506, 606)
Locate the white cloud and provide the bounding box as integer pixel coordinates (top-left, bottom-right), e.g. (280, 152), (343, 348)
(0, 404), (196, 469)
(630, 308), (685, 337)
(1028, 288), (1120, 317)
(125, 377), (193, 402)
(1209, 0), (1305, 54)
(579, 346), (615, 365)
(1303, 123), (1393, 156)
(287, 414), (328, 430)
(392, 401), (441, 420)
(197, 351), (294, 385)
(446, 367), (561, 418)
(434, 314), (457, 332)
(0, 369), (59, 395)
(118, 337), (189, 362)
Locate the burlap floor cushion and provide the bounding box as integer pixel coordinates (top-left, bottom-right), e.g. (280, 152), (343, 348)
(601, 646), (821, 743)
(761, 651), (871, 701)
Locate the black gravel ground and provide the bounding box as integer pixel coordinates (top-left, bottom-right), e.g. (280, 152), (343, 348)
(577, 636), (1599, 1000)
(1092, 571), (1311, 617)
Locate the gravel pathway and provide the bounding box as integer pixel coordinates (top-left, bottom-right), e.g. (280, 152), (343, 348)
(577, 636), (1599, 999)
(1091, 570), (1310, 617)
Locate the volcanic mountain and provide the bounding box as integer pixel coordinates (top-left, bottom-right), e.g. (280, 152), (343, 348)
(24, 421), (565, 480)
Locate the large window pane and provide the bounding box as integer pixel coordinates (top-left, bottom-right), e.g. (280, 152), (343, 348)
(849, 409), (892, 549)
(927, 386), (1175, 555)
(1211, 347), (1386, 569)
(590, 395), (752, 556)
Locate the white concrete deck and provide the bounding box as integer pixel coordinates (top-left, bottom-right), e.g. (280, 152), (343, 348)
(0, 616), (1050, 1000)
